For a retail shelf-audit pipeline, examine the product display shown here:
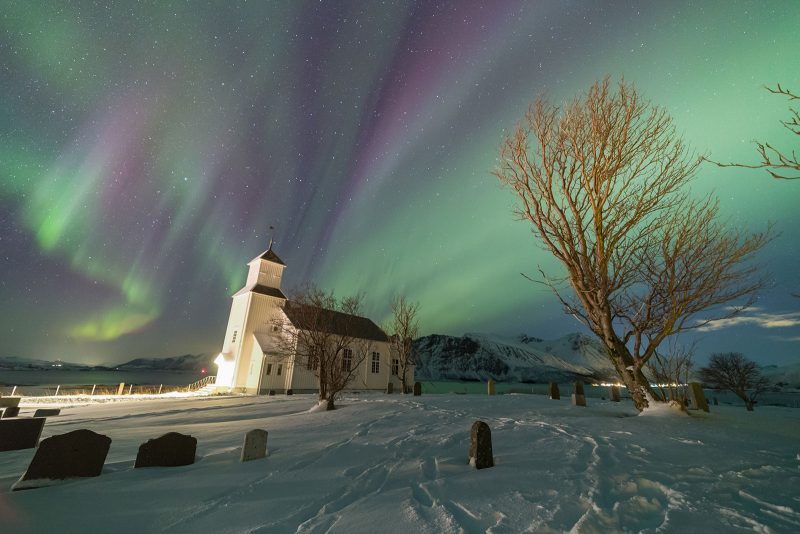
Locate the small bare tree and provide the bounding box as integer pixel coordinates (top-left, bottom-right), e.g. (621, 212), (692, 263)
(494, 78), (771, 410)
(646, 340), (695, 404)
(708, 84), (799, 180)
(699, 352), (770, 411)
(274, 286), (372, 410)
(387, 296), (420, 393)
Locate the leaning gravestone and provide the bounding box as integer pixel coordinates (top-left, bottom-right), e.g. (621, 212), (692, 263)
(386, 382), (394, 394)
(687, 382), (709, 412)
(572, 380), (587, 407)
(0, 397), (21, 409)
(0, 417), (46, 452)
(13, 429), (111, 490)
(487, 379), (496, 396)
(413, 382), (422, 396)
(1, 407), (20, 418)
(548, 382), (560, 400)
(241, 429), (268, 462)
(33, 408), (61, 418)
(609, 386), (621, 402)
(134, 432), (197, 468)
(469, 420), (494, 470)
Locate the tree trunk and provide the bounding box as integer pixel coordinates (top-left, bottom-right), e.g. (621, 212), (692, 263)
(745, 400), (754, 411)
(326, 396), (336, 411)
(606, 345), (658, 411)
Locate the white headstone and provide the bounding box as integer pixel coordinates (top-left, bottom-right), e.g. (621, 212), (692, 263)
(241, 429), (268, 462)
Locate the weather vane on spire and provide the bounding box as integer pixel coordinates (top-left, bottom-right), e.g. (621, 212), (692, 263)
(268, 225), (275, 249)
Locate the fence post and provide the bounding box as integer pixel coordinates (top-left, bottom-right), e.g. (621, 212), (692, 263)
(158, 384), (163, 395)
(11, 385), (17, 396)
(55, 385), (60, 396)
(128, 384), (133, 395)
(91, 384), (96, 396)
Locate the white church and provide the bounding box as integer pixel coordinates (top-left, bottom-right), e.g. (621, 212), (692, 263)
(212, 244), (412, 394)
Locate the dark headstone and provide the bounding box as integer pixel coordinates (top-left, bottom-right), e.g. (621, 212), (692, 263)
(413, 382), (422, 396)
(134, 432), (197, 468)
(286, 389), (293, 396)
(14, 429), (111, 490)
(386, 382), (394, 394)
(548, 382), (560, 400)
(33, 408), (61, 418)
(687, 383), (709, 412)
(0, 417), (46, 452)
(609, 386), (620, 402)
(469, 421), (494, 470)
(1, 407), (20, 418)
(268, 390), (276, 396)
(241, 429), (268, 462)
(572, 380), (586, 407)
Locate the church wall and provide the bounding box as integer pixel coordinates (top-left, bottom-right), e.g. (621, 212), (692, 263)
(219, 294), (250, 389)
(257, 262), (284, 288)
(237, 293), (286, 392)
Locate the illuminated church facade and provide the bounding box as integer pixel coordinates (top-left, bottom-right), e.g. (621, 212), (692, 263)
(213, 244), (411, 394)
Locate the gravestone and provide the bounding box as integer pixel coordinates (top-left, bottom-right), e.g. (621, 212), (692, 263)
(469, 421), (494, 470)
(240, 429), (268, 462)
(286, 389), (293, 396)
(487, 379), (495, 396)
(1, 407), (20, 418)
(0, 417), (46, 452)
(13, 429), (111, 490)
(413, 382), (422, 396)
(572, 380), (586, 407)
(134, 432), (197, 468)
(268, 390), (276, 396)
(609, 386), (620, 402)
(33, 408), (61, 418)
(548, 382), (560, 400)
(0, 397), (21, 409)
(687, 382), (709, 412)
(386, 382), (394, 394)
(116, 383), (125, 395)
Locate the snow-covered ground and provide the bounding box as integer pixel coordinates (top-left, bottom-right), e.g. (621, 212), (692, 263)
(1, 393), (798, 533)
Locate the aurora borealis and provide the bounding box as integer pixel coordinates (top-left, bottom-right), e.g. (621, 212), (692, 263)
(0, 1), (798, 365)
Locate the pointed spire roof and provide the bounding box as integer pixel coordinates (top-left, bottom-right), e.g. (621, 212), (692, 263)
(250, 241), (285, 266)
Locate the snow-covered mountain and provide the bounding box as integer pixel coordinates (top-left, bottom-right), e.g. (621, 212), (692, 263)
(115, 354), (214, 371)
(0, 356), (98, 371)
(413, 332), (618, 383)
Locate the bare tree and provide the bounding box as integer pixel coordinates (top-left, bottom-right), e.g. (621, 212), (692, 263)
(494, 78), (771, 410)
(645, 340), (695, 404)
(273, 285), (373, 410)
(699, 352), (770, 411)
(708, 84), (799, 180)
(387, 296), (420, 393)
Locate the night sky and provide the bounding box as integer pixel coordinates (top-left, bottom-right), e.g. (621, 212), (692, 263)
(1, 1), (798, 366)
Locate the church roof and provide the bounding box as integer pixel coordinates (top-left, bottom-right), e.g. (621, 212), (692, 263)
(250, 245), (285, 266)
(283, 302), (389, 342)
(232, 284), (287, 299)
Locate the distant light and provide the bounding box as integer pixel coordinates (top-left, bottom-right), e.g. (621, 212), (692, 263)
(201, 368), (207, 374)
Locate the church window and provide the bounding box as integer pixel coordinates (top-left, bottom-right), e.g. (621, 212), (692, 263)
(231, 330), (238, 343)
(271, 324), (279, 332)
(371, 352), (380, 373)
(277, 364), (282, 376)
(265, 363), (272, 375)
(342, 348), (353, 371)
(392, 359), (399, 376)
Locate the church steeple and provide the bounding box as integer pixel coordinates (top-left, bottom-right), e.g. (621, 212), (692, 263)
(235, 241), (286, 296)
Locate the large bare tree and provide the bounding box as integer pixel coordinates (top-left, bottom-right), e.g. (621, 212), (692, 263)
(494, 78), (770, 410)
(709, 84), (799, 180)
(274, 286), (373, 410)
(387, 295), (420, 393)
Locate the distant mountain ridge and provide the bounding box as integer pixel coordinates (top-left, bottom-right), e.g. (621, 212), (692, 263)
(0, 354), (213, 372)
(413, 332), (618, 383)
